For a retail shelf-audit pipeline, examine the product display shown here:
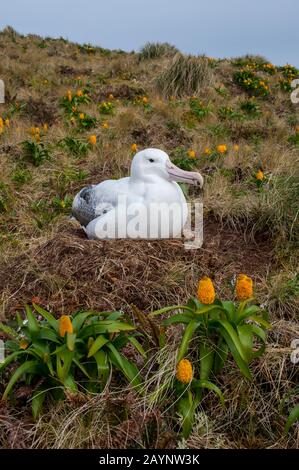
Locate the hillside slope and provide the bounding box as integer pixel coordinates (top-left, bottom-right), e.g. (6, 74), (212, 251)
(0, 28), (298, 448)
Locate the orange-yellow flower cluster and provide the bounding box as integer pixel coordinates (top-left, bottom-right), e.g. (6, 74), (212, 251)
(0, 117), (10, 134)
(236, 274), (253, 301)
(176, 358), (193, 384)
(59, 315), (73, 337)
(216, 144), (227, 154)
(197, 276), (216, 304)
(256, 169), (264, 181)
(89, 135), (97, 146)
(188, 149), (196, 158)
(131, 143), (138, 153)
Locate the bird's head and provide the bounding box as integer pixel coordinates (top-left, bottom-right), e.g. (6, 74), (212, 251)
(130, 148), (203, 187)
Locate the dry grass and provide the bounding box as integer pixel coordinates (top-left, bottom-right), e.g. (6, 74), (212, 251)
(0, 28), (298, 449)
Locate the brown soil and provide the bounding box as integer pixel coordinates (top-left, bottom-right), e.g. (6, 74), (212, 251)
(0, 217), (274, 318)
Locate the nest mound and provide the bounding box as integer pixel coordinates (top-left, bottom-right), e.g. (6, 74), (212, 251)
(0, 219), (273, 317)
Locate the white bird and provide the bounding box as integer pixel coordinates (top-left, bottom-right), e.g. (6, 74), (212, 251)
(72, 148), (203, 239)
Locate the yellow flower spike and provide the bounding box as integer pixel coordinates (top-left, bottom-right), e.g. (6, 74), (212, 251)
(108, 93), (114, 100)
(89, 134), (97, 146)
(176, 359), (193, 384)
(233, 144), (239, 152)
(188, 149), (196, 158)
(142, 96), (148, 104)
(59, 315), (73, 337)
(79, 113), (85, 120)
(76, 89), (83, 97)
(19, 340), (29, 350)
(131, 143), (138, 153)
(67, 90), (72, 102)
(256, 169), (264, 181)
(4, 118), (10, 127)
(102, 122), (109, 129)
(43, 123), (48, 132)
(204, 147), (212, 155)
(0, 117), (3, 127)
(197, 276), (216, 304)
(236, 274), (253, 301)
(216, 144), (227, 154)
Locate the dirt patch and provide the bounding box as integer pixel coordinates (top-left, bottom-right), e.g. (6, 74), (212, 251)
(0, 218), (274, 318)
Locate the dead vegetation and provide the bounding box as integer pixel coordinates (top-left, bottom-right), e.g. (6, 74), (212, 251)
(0, 28), (298, 448)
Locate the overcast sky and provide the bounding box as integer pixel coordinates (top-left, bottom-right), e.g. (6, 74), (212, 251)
(1, 0), (298, 66)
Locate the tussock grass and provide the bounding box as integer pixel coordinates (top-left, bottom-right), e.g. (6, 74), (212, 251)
(139, 42), (179, 61)
(156, 54), (214, 97)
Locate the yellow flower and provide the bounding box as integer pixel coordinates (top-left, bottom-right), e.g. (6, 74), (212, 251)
(0, 117), (3, 127)
(176, 359), (193, 384)
(19, 340), (29, 350)
(295, 125), (299, 133)
(142, 96), (148, 104)
(89, 134), (97, 146)
(233, 144), (239, 152)
(59, 315), (73, 337)
(67, 90), (72, 102)
(204, 147), (212, 155)
(43, 123), (48, 132)
(188, 149), (196, 158)
(108, 93), (114, 100)
(216, 144), (227, 154)
(131, 143), (138, 153)
(236, 274), (253, 301)
(79, 113), (85, 120)
(60, 200), (66, 208)
(4, 118), (10, 127)
(256, 169), (264, 181)
(102, 122), (109, 129)
(70, 117), (76, 124)
(197, 276), (216, 304)
(76, 89), (83, 97)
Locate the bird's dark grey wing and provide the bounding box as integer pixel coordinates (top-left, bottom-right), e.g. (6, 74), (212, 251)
(72, 185), (97, 226)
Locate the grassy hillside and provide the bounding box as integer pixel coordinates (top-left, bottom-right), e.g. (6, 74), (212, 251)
(0, 27), (298, 448)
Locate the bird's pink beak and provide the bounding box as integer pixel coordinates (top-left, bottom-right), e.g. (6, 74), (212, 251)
(166, 161), (203, 187)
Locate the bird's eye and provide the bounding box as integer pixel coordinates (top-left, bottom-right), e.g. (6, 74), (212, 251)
(149, 158), (154, 163)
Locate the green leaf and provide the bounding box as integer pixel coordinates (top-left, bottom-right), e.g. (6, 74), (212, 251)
(177, 320), (199, 361)
(38, 328), (61, 343)
(195, 305), (223, 315)
(237, 324), (253, 362)
(33, 304), (58, 332)
(164, 313), (194, 326)
(200, 342), (214, 381)
(0, 350), (28, 371)
(214, 340), (229, 375)
(66, 332), (77, 352)
(193, 379), (225, 405)
(31, 386), (48, 420)
(149, 305), (194, 318)
(177, 390), (194, 438)
(73, 357), (91, 379)
(72, 311), (99, 332)
(127, 336), (147, 358)
(2, 361), (39, 399)
(285, 404), (299, 433)
(87, 335), (109, 357)
(218, 325), (251, 379)
(56, 349), (74, 382)
(25, 305), (40, 336)
(79, 322), (134, 339)
(216, 319), (247, 362)
(0, 322), (19, 339)
(221, 301), (236, 322)
(107, 343), (141, 388)
(63, 374), (78, 392)
(94, 350), (110, 382)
